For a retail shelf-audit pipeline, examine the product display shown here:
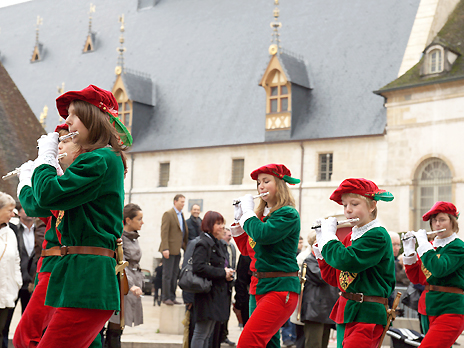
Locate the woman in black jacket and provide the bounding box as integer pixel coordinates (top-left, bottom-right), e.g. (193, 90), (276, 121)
(191, 211), (234, 348)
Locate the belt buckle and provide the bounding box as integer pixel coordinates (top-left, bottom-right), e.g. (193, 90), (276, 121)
(60, 245), (68, 256)
(356, 293), (364, 303)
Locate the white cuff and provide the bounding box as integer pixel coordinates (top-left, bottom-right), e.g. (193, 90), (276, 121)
(313, 245), (323, 260)
(34, 154), (57, 170)
(239, 210), (257, 227)
(17, 183), (31, 198)
(402, 253), (418, 265)
(417, 243), (434, 258)
(230, 224), (245, 237)
(319, 234), (338, 252)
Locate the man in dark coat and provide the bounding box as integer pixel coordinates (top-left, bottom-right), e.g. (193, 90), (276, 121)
(186, 204), (202, 244)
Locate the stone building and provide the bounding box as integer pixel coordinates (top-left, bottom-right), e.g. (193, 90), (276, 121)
(0, 0), (462, 269)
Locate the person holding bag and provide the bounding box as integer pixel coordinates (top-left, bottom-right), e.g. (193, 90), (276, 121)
(190, 211), (234, 348)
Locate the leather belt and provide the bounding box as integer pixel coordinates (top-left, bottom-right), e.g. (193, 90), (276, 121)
(41, 245), (114, 258)
(426, 284), (464, 295)
(252, 271), (298, 279)
(340, 292), (388, 305)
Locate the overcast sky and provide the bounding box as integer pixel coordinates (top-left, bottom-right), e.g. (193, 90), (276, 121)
(0, 0), (32, 8)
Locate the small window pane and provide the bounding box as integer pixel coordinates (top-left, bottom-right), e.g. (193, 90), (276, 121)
(159, 163), (170, 187)
(270, 99), (278, 112)
(281, 98), (288, 111)
(270, 87), (278, 96)
(318, 154), (333, 181)
(231, 159), (244, 185)
(281, 85), (288, 95)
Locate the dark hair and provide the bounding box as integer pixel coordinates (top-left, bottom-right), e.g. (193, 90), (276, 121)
(201, 211), (224, 234)
(174, 194), (185, 202)
(428, 213), (459, 233)
(70, 100), (128, 175)
(123, 203), (142, 225)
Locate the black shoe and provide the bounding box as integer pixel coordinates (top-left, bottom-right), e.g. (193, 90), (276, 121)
(222, 338), (235, 346)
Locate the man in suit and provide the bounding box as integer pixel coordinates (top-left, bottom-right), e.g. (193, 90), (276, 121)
(159, 194), (188, 305)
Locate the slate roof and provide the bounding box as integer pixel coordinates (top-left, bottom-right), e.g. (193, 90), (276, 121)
(0, 61), (45, 198)
(377, 0), (464, 93)
(0, 0), (420, 152)
(277, 50), (312, 89)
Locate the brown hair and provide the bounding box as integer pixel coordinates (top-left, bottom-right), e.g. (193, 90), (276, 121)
(123, 203), (142, 225)
(428, 213), (459, 233)
(342, 193), (377, 219)
(201, 211), (224, 235)
(174, 194), (185, 202)
(255, 176), (295, 218)
(70, 100), (127, 175)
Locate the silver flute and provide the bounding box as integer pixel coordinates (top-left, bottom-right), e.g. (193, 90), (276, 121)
(402, 229), (447, 241)
(232, 192), (269, 205)
(2, 153), (67, 181)
(311, 218), (360, 229)
(36, 131), (79, 149)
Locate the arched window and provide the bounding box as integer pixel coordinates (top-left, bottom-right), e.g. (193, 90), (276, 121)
(113, 88), (133, 132)
(429, 49), (443, 73)
(415, 158), (452, 229)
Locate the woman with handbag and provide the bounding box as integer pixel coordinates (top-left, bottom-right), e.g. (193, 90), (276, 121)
(191, 211), (234, 348)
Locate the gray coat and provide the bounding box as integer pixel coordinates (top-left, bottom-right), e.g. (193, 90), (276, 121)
(109, 230), (144, 327)
(300, 252), (339, 324)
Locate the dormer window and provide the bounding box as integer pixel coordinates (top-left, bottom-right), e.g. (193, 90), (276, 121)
(114, 88), (133, 133)
(429, 48), (443, 73)
(262, 68), (291, 130)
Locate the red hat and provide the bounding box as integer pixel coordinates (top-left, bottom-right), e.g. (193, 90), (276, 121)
(54, 123), (69, 133)
(250, 164), (300, 185)
(330, 178), (394, 205)
(55, 85), (133, 147)
(422, 201), (459, 221)
(56, 85), (118, 118)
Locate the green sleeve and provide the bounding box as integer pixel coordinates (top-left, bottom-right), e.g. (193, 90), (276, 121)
(244, 206), (300, 245)
(421, 243), (464, 278)
(322, 228), (390, 273)
(19, 185), (52, 218)
(31, 152), (107, 210)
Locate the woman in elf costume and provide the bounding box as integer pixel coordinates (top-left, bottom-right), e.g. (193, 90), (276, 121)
(19, 85), (131, 348)
(403, 201), (464, 347)
(13, 123), (103, 347)
(231, 164), (300, 348)
(315, 178), (395, 348)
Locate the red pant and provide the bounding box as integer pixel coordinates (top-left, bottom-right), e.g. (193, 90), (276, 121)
(13, 272), (56, 348)
(36, 307), (113, 348)
(341, 322), (384, 348)
(237, 291), (298, 348)
(420, 314), (464, 347)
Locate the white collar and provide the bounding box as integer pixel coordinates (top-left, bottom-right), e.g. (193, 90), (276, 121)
(351, 219), (381, 241)
(433, 233), (457, 248)
(263, 206), (271, 217)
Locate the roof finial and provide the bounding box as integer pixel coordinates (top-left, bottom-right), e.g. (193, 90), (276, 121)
(39, 105), (48, 128)
(115, 14), (126, 75)
(88, 3), (96, 34)
(35, 16), (43, 45)
(269, 0), (282, 55)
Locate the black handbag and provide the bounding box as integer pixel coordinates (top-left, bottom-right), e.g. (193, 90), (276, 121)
(401, 283), (421, 311)
(178, 258), (212, 293)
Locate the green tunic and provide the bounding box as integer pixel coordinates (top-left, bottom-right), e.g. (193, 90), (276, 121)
(243, 205), (300, 295)
(31, 147), (124, 310)
(420, 236), (464, 316)
(19, 186), (60, 273)
(321, 225), (395, 325)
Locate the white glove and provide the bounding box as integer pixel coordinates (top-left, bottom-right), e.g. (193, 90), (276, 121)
(34, 133), (62, 174)
(313, 218), (323, 245)
(234, 203), (243, 223)
(37, 132), (59, 158)
(240, 194), (255, 214)
(17, 160), (34, 197)
(319, 217), (338, 250)
(402, 231), (416, 256)
(412, 229), (428, 247)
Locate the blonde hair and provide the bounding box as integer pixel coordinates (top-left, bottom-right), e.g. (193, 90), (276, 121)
(428, 214), (459, 233)
(307, 230), (317, 247)
(342, 193), (377, 219)
(255, 176), (295, 218)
